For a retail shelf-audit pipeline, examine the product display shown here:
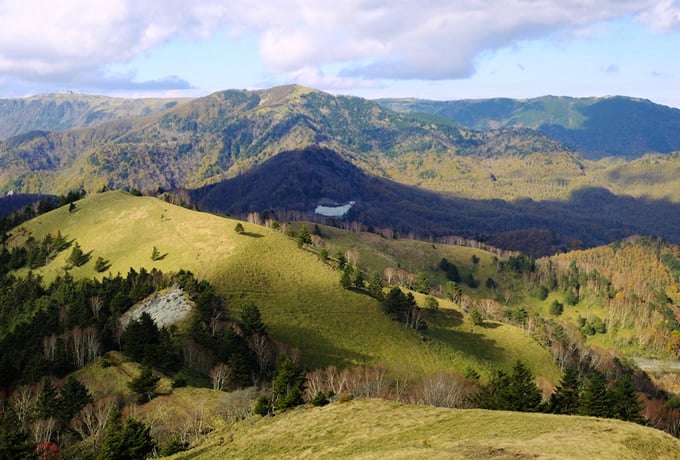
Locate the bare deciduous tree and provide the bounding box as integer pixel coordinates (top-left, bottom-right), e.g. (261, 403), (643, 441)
(210, 363), (233, 391)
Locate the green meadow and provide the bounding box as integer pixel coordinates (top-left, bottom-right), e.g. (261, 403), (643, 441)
(16, 191), (559, 382)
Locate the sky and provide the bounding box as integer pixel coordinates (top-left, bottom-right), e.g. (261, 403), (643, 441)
(2, 1), (680, 107)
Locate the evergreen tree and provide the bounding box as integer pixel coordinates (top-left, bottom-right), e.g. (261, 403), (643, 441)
(241, 304), (267, 337)
(548, 366), (581, 415)
(67, 242), (87, 267)
(367, 272), (384, 300)
(121, 312), (160, 363)
(0, 406), (33, 460)
(58, 376), (93, 426)
(295, 226), (312, 247)
(272, 354), (305, 411)
(339, 265), (353, 289)
(472, 361), (541, 412)
(98, 407), (124, 460)
(352, 268), (365, 289)
(98, 408), (155, 460)
(472, 370), (512, 410)
(234, 223), (244, 234)
(121, 418), (155, 460)
(127, 367), (160, 404)
(37, 376), (60, 419)
(609, 373), (645, 423)
(579, 371), (611, 418)
(506, 361), (542, 412)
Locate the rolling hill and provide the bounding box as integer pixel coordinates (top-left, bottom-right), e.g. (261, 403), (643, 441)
(378, 95), (680, 159)
(170, 399), (680, 459)
(14, 191), (560, 381)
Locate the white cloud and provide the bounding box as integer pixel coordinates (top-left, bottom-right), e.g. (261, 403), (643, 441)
(0, 0), (675, 93)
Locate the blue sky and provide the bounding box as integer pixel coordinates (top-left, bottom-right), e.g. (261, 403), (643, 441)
(2, 1), (680, 107)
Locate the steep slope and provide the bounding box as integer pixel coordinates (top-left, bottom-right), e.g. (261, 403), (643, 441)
(170, 399), (680, 459)
(15, 191), (559, 380)
(0, 93), (188, 139)
(0, 85), (567, 195)
(378, 95), (680, 159)
(192, 146), (680, 256)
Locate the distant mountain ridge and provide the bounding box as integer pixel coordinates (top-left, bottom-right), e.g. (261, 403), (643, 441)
(377, 95), (680, 159)
(0, 85), (566, 195)
(0, 93), (189, 140)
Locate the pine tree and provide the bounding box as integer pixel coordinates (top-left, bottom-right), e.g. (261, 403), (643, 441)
(507, 361), (542, 412)
(98, 408), (155, 460)
(272, 354), (305, 411)
(472, 362), (541, 412)
(548, 366), (581, 415)
(609, 373), (645, 423)
(36, 377), (60, 420)
(127, 368), (160, 404)
(58, 376), (93, 426)
(98, 406), (124, 460)
(367, 272), (384, 300)
(579, 371), (611, 418)
(340, 265), (353, 289)
(241, 304), (267, 337)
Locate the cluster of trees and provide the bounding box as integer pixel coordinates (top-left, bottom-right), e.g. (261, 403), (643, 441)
(472, 361), (644, 423)
(0, 260), (281, 456)
(0, 189), (86, 237)
(0, 231), (71, 272)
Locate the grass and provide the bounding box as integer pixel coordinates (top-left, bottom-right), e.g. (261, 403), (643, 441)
(167, 398), (680, 459)
(15, 191), (560, 384)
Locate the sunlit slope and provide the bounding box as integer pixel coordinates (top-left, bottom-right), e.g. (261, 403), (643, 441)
(16, 191), (558, 381)
(169, 399), (680, 460)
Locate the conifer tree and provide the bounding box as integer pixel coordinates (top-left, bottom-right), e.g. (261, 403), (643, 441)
(507, 361), (542, 412)
(127, 368), (160, 404)
(58, 376), (93, 426)
(272, 354), (305, 411)
(241, 304), (267, 337)
(548, 366), (581, 415)
(609, 373), (645, 423)
(579, 371), (611, 418)
(36, 377), (60, 420)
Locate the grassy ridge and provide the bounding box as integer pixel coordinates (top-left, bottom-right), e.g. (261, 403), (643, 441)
(169, 399), (680, 459)
(15, 191), (559, 382)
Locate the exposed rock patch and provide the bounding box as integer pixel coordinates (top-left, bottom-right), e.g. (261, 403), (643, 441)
(120, 287), (193, 329)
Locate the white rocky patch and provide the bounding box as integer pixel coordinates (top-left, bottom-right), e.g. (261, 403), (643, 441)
(120, 287), (193, 329)
(314, 201), (355, 217)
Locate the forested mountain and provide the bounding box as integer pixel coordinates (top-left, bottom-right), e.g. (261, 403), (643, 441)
(378, 95), (680, 159)
(193, 146), (680, 256)
(0, 93), (189, 140)
(0, 85), (566, 195)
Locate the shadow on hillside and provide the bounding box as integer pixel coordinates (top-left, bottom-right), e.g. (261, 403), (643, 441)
(426, 323), (507, 365)
(190, 146), (680, 257)
(241, 232), (264, 238)
(276, 324), (372, 369)
(431, 308), (463, 327)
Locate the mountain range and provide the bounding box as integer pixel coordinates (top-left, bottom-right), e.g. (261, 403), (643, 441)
(2, 85), (680, 255)
(378, 95), (680, 159)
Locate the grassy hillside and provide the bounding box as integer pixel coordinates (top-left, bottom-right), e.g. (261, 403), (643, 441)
(169, 399), (680, 459)
(14, 191), (560, 382)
